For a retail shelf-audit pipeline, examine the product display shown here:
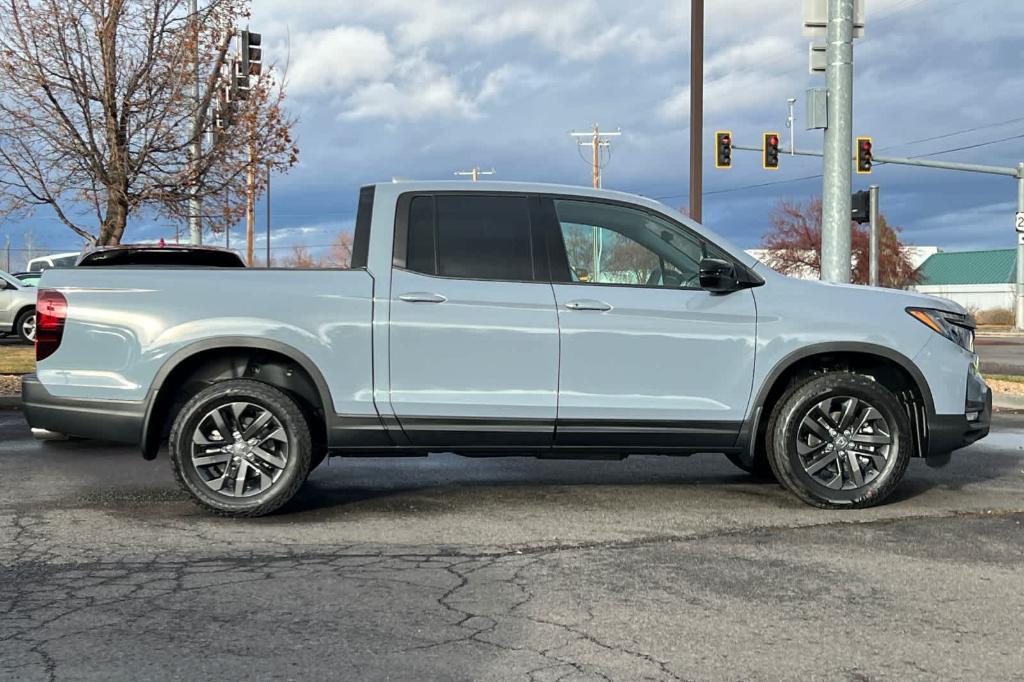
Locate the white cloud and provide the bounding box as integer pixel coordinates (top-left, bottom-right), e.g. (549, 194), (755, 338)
(342, 57), (479, 122)
(287, 26), (394, 96)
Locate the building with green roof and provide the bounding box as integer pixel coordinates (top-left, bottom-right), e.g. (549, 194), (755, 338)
(910, 248), (1016, 312)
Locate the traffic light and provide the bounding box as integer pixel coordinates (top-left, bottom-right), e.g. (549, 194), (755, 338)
(233, 59), (250, 99)
(715, 131), (732, 169)
(763, 132), (780, 170)
(857, 136), (873, 174)
(851, 190), (870, 223)
(241, 30), (262, 78)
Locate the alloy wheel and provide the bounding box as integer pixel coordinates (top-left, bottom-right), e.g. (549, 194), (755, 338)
(190, 401), (291, 498)
(796, 395), (893, 491)
(21, 313), (36, 342)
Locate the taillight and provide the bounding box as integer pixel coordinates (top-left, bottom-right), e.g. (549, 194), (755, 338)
(36, 289), (67, 361)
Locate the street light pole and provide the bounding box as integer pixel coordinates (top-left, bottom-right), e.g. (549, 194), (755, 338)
(689, 0), (704, 222)
(820, 0), (855, 283)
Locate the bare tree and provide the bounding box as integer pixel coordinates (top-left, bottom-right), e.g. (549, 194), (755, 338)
(323, 231), (353, 268)
(0, 0), (297, 245)
(280, 243), (316, 268)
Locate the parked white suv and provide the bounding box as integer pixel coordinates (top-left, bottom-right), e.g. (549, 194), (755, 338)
(0, 269), (36, 342)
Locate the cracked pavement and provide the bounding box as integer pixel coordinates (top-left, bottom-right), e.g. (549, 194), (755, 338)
(1, 409), (1023, 681)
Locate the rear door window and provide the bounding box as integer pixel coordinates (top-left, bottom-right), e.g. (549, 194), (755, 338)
(404, 195), (535, 281)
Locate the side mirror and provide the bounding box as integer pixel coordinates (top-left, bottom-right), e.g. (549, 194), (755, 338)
(699, 257), (739, 294)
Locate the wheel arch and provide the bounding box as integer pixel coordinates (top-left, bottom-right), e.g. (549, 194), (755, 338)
(141, 338), (335, 459)
(740, 342), (935, 465)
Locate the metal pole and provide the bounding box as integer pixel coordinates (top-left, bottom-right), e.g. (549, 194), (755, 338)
(821, 0), (854, 283)
(187, 0), (202, 245)
(869, 184), (880, 287)
(245, 143), (255, 266)
(689, 0), (704, 222)
(266, 164), (272, 268)
(787, 98), (797, 156)
(1016, 163), (1024, 330)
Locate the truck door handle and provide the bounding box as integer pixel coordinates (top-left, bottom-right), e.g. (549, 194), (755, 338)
(564, 299), (612, 312)
(399, 292), (447, 304)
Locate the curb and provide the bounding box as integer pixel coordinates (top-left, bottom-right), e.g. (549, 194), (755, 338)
(993, 392), (1024, 411)
(977, 332), (1024, 339)
(0, 395), (21, 410)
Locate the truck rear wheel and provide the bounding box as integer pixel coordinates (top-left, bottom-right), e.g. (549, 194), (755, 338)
(766, 372), (911, 509)
(169, 379), (312, 517)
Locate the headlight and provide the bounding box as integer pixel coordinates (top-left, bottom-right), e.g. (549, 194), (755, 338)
(907, 307), (975, 352)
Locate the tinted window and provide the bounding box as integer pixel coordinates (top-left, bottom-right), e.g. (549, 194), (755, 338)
(407, 196), (437, 275)
(350, 185), (375, 269)
(554, 199), (728, 289)
(405, 195), (535, 281)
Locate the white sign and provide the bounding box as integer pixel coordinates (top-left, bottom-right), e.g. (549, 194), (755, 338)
(1016, 212), (1024, 233)
(803, 0), (865, 39)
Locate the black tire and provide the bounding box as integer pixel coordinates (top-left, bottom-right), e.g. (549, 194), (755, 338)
(169, 379), (312, 517)
(766, 372), (911, 509)
(15, 308), (36, 344)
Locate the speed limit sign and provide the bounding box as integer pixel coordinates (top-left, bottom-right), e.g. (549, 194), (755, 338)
(1017, 212), (1024, 233)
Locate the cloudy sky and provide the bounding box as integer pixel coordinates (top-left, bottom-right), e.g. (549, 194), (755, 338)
(6, 0), (1024, 262)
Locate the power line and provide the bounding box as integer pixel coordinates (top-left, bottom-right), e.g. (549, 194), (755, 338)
(879, 116), (1024, 152)
(906, 132), (1024, 159)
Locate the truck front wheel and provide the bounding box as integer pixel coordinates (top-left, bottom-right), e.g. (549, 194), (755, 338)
(766, 372), (911, 509)
(169, 379), (312, 517)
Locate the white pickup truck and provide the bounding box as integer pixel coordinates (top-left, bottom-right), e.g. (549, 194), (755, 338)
(23, 182), (990, 516)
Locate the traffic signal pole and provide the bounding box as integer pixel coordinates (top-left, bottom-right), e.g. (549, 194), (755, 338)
(821, 0), (855, 283)
(727, 142), (1024, 329)
(868, 184), (880, 287)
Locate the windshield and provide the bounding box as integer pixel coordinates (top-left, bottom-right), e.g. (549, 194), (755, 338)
(0, 270), (21, 288)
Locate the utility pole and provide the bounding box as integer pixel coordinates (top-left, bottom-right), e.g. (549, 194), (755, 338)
(821, 0), (855, 283)
(454, 167), (495, 182)
(569, 124), (622, 189)
(569, 125), (622, 282)
(246, 143), (255, 266)
(689, 0), (704, 221)
(869, 184), (880, 287)
(187, 0), (202, 245)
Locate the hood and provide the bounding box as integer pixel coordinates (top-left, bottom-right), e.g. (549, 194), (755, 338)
(751, 262), (967, 315)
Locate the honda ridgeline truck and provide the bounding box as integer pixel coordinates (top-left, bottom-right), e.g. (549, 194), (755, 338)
(22, 182), (991, 516)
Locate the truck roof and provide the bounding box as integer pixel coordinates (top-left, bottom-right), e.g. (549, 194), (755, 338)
(370, 180), (756, 269)
(373, 180), (661, 206)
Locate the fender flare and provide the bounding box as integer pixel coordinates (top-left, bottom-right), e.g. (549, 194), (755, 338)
(736, 341), (935, 460)
(140, 337), (336, 458)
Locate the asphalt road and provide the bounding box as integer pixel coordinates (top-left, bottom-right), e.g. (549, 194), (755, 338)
(1, 409), (1023, 681)
(976, 336), (1024, 376)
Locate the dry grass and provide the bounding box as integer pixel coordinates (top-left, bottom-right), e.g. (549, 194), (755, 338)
(0, 374), (19, 396)
(986, 374), (1024, 396)
(0, 345), (34, 375)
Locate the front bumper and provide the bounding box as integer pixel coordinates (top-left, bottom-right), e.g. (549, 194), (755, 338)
(926, 371), (991, 458)
(21, 374), (144, 445)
